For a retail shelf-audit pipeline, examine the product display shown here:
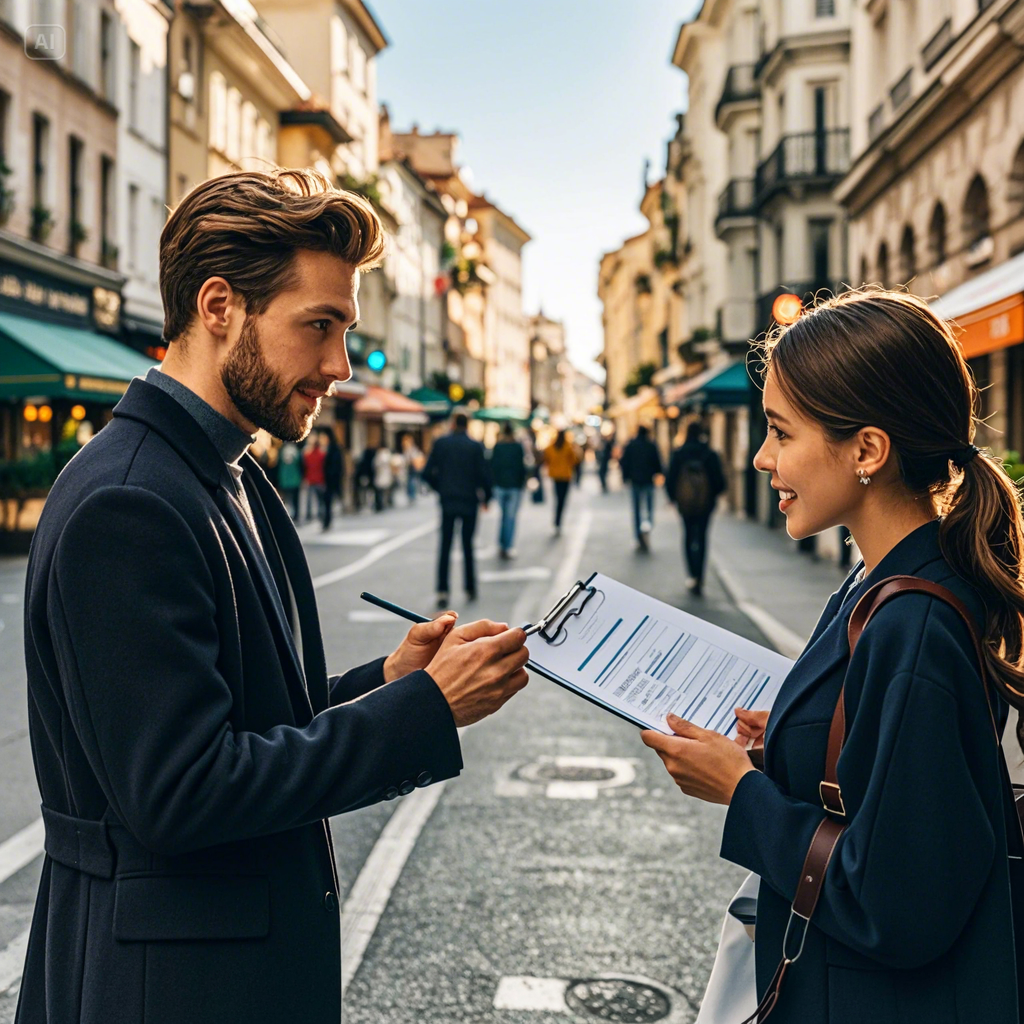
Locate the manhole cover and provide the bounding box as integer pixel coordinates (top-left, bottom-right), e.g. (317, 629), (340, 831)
(565, 978), (672, 1022)
(519, 764), (617, 783)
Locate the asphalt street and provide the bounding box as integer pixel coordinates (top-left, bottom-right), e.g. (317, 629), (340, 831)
(0, 468), (781, 1024)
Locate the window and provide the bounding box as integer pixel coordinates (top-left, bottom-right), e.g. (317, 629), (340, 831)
(809, 219), (831, 288)
(128, 40), (141, 129)
(256, 119), (273, 163)
(68, 135), (83, 253)
(0, 90), (9, 169)
(209, 72), (227, 152)
(929, 202), (947, 265)
(899, 225), (915, 281)
(331, 16), (348, 71)
(128, 183), (139, 270)
(815, 0), (835, 15)
(72, 0), (89, 79)
(1010, 140), (1024, 216)
(877, 241), (889, 288)
(351, 42), (366, 93)
(100, 154), (114, 262)
(859, 255), (869, 286)
(963, 174), (991, 246)
(240, 101), (256, 163)
(226, 88), (241, 163)
(32, 113), (49, 210)
(100, 11), (115, 100)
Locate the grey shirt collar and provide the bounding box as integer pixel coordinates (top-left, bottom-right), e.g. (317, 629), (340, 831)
(145, 367), (254, 467)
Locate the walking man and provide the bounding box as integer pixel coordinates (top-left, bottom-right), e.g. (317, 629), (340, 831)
(490, 422), (527, 559)
(424, 412), (492, 607)
(322, 430), (344, 530)
(665, 421), (726, 595)
(17, 168), (529, 1024)
(619, 424), (663, 551)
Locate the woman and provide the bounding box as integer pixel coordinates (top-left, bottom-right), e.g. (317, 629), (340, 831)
(543, 429), (580, 536)
(643, 289), (1024, 1022)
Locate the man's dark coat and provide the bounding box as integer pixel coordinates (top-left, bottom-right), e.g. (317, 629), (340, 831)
(17, 380), (463, 1024)
(422, 430), (492, 511)
(721, 520), (1019, 1023)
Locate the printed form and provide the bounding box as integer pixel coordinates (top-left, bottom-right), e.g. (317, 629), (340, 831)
(526, 573), (795, 737)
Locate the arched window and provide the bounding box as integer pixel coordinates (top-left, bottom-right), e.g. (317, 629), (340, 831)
(928, 202), (947, 267)
(899, 225), (916, 282)
(1009, 140), (1024, 215)
(877, 241), (889, 288)
(962, 174), (991, 247)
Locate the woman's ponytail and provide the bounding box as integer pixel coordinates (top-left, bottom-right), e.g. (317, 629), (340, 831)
(941, 450), (1024, 753)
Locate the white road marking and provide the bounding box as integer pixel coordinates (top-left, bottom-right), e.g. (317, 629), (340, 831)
(0, 819), (44, 887)
(711, 560), (806, 659)
(478, 567), (551, 583)
(312, 521), (437, 590)
(340, 776), (451, 996)
(512, 756), (637, 801)
(347, 610), (398, 623)
(0, 928), (30, 995)
(307, 529), (391, 547)
(0, 594), (19, 604)
(493, 976), (569, 1012)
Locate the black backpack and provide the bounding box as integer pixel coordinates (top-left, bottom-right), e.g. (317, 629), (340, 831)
(675, 456), (712, 515)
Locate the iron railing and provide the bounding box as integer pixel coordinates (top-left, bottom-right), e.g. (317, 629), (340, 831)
(754, 129), (851, 207)
(715, 64), (759, 124)
(716, 179), (756, 227)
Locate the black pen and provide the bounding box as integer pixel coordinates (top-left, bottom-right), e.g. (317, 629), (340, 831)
(359, 592), (432, 625)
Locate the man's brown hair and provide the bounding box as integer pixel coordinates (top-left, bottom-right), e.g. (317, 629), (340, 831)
(159, 168), (386, 343)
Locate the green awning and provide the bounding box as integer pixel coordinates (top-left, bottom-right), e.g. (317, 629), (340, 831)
(407, 387), (452, 416)
(472, 406), (531, 423)
(0, 310), (155, 401)
(683, 360), (752, 409)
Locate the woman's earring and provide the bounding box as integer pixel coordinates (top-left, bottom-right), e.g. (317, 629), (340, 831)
(857, 469), (871, 486)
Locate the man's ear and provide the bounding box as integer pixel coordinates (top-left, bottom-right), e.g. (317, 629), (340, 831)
(194, 277), (242, 342)
(854, 426), (891, 479)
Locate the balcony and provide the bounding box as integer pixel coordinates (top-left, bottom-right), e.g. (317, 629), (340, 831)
(715, 179), (756, 231)
(715, 64), (759, 126)
(754, 129), (851, 208)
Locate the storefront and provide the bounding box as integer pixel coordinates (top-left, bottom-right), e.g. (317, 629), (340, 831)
(352, 386), (429, 452)
(930, 250), (1024, 455)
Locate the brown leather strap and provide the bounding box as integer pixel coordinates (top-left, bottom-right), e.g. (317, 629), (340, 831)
(792, 817), (845, 919)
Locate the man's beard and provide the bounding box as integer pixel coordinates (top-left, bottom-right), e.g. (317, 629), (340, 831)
(221, 315), (326, 442)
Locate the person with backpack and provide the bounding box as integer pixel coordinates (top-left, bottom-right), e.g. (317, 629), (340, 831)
(620, 424), (664, 551)
(642, 290), (1024, 1024)
(665, 421), (727, 595)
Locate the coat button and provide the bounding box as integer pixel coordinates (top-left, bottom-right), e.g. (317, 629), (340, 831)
(384, 786), (399, 800)
(416, 771), (432, 787)
(399, 780), (415, 796)
(323, 892), (337, 912)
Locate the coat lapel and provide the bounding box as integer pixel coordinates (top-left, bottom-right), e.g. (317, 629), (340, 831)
(242, 455), (330, 714)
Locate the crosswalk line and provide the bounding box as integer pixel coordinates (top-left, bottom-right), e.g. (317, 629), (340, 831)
(0, 819), (44, 887)
(0, 927), (30, 995)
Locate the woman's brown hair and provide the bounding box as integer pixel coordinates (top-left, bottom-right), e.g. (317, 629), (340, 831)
(159, 168), (386, 343)
(759, 287), (1024, 752)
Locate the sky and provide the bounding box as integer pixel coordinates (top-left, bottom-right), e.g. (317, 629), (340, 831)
(370, 0), (702, 381)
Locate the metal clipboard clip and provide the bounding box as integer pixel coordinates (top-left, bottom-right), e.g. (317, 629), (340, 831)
(524, 579), (597, 645)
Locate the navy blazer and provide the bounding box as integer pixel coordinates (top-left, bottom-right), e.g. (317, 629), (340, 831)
(721, 520), (1019, 1023)
(423, 430), (492, 511)
(17, 380), (463, 1024)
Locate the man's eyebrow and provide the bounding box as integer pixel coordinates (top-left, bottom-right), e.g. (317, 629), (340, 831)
(764, 407), (791, 425)
(300, 303), (357, 324)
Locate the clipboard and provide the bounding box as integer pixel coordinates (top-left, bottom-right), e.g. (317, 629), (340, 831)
(524, 572), (658, 733)
(524, 571), (793, 737)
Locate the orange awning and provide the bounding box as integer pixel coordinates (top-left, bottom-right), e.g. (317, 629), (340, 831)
(353, 386), (428, 425)
(954, 294), (1024, 360)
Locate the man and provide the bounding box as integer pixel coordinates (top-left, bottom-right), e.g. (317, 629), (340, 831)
(489, 421), (527, 559)
(619, 424), (664, 551)
(423, 412), (492, 607)
(18, 169), (529, 1024)
(665, 421), (727, 596)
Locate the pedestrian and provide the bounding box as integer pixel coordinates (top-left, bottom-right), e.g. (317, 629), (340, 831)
(302, 432), (326, 522)
(543, 429), (581, 535)
(665, 421), (726, 595)
(619, 424), (664, 551)
(322, 429), (344, 530)
(354, 444), (376, 512)
(423, 411), (492, 607)
(490, 421), (527, 559)
(642, 289), (1024, 1023)
(402, 432), (425, 504)
(276, 439), (302, 521)
(16, 168), (529, 1024)
(573, 435), (586, 487)
(372, 444), (393, 512)
(597, 433), (613, 493)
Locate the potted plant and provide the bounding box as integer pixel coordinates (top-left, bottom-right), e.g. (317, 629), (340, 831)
(101, 238), (119, 270)
(30, 204), (53, 243)
(0, 453), (58, 553)
(70, 220), (88, 255)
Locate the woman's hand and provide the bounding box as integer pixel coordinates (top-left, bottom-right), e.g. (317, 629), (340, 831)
(641, 713), (757, 805)
(734, 707), (769, 752)
(383, 611), (458, 683)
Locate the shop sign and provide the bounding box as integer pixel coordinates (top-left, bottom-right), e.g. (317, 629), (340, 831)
(956, 294), (1024, 359)
(0, 260), (119, 332)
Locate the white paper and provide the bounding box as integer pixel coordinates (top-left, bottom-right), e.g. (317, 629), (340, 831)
(526, 573), (794, 737)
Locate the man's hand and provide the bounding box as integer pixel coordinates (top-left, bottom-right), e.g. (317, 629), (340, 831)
(425, 619), (529, 727)
(383, 611), (458, 683)
(641, 714), (756, 805)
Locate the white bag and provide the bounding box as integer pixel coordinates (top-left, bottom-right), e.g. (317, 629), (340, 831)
(695, 871), (759, 1024)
